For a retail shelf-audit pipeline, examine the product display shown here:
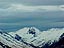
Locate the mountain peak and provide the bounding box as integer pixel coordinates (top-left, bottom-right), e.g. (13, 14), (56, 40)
(9, 27), (40, 37)
(30, 27), (40, 32)
(16, 27), (40, 34)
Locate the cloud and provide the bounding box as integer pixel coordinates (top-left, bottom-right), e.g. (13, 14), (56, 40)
(0, 4), (63, 12)
(59, 5), (64, 11)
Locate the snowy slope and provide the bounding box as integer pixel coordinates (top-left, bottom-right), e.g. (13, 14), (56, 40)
(0, 27), (64, 48)
(9, 27), (64, 48)
(0, 30), (33, 48)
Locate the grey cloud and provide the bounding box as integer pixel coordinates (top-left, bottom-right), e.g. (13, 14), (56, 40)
(0, 0), (64, 6)
(0, 0), (64, 31)
(0, 11), (64, 23)
(0, 0), (64, 11)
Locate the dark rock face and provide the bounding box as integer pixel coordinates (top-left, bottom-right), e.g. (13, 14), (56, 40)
(41, 33), (64, 48)
(50, 33), (64, 48)
(15, 34), (21, 41)
(0, 42), (11, 48)
(28, 28), (37, 37)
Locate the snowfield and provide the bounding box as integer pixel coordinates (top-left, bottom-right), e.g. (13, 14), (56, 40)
(0, 27), (64, 48)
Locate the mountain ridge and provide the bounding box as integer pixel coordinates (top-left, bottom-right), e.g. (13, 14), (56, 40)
(0, 27), (64, 48)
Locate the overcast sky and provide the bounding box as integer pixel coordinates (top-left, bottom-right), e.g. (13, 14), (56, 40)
(0, 0), (64, 31)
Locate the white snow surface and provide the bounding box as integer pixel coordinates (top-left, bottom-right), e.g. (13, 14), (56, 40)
(9, 27), (64, 47)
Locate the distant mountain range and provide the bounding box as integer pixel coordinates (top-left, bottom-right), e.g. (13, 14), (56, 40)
(0, 27), (64, 48)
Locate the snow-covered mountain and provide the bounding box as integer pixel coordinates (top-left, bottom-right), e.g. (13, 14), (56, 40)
(0, 27), (64, 48)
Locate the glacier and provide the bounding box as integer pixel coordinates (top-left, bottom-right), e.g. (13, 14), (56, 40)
(0, 27), (64, 48)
